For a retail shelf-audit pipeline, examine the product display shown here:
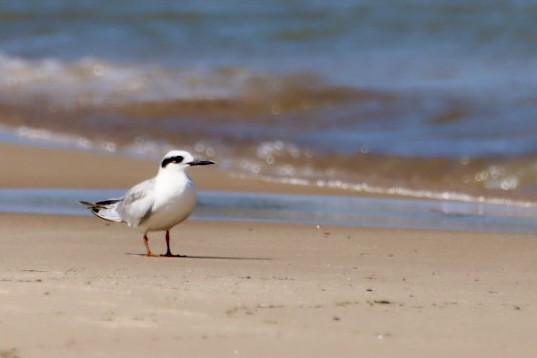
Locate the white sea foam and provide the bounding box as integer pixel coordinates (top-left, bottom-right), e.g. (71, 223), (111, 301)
(256, 175), (537, 209)
(0, 53), (262, 106)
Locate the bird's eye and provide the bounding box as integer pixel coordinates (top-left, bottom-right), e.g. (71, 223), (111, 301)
(161, 155), (184, 168)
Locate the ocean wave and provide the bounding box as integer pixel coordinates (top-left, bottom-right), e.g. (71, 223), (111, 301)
(0, 53), (249, 105)
(1, 53), (537, 205)
(0, 52), (371, 103)
(3, 119), (537, 207)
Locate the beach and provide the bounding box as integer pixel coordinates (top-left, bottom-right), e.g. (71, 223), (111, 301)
(1, 142), (537, 357)
(2, 2), (537, 357)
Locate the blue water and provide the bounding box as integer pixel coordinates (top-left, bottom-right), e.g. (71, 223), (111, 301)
(1, 188), (536, 233)
(2, 1), (537, 90)
(1, 1), (537, 203)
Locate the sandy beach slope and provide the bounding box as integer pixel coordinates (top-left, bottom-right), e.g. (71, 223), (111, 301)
(1, 141), (537, 357)
(0, 141), (348, 195)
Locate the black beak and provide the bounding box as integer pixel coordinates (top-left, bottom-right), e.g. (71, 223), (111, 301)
(188, 159), (216, 166)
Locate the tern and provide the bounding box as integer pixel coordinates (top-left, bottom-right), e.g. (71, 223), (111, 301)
(80, 150), (215, 257)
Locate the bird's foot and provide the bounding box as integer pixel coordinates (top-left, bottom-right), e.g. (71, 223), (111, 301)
(161, 252), (186, 258)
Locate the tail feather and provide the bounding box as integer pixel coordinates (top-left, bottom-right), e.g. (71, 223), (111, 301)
(79, 199), (123, 223)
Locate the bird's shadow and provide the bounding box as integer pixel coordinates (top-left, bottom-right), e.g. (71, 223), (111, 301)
(125, 253), (272, 261)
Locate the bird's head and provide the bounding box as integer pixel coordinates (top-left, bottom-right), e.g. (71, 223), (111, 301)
(159, 150), (215, 172)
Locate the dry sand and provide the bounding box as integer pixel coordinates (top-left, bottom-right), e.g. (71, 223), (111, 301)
(1, 141), (537, 357)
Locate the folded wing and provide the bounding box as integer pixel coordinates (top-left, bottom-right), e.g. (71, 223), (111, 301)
(116, 178), (156, 228)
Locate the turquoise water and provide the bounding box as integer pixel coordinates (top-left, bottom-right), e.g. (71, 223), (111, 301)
(1, 188), (536, 233)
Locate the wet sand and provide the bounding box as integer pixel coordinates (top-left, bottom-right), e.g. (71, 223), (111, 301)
(1, 142), (537, 357)
(0, 141), (351, 195)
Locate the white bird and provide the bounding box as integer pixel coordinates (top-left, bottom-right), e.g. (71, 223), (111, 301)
(80, 150), (215, 257)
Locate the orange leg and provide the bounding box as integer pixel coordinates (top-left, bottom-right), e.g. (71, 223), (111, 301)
(143, 234), (154, 257)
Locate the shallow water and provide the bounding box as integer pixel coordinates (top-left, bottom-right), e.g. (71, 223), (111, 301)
(1, 188), (536, 233)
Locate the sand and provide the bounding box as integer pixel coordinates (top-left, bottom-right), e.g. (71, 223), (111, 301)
(0, 142), (351, 195)
(1, 141), (537, 357)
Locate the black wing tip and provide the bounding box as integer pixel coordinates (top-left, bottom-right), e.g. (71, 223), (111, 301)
(78, 199), (122, 208)
(78, 200), (95, 208)
(95, 199), (122, 206)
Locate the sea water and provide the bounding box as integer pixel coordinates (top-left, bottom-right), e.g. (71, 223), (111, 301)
(1, 1), (537, 208)
(1, 188), (536, 233)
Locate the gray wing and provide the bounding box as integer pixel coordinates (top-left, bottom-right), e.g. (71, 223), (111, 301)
(117, 178), (156, 228)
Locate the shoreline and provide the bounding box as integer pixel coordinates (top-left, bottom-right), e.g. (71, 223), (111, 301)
(2, 141), (536, 234)
(1, 141), (537, 357)
(2, 187), (537, 234)
(0, 141), (356, 196)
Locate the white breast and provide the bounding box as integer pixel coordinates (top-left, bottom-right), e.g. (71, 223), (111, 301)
(140, 172), (197, 232)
